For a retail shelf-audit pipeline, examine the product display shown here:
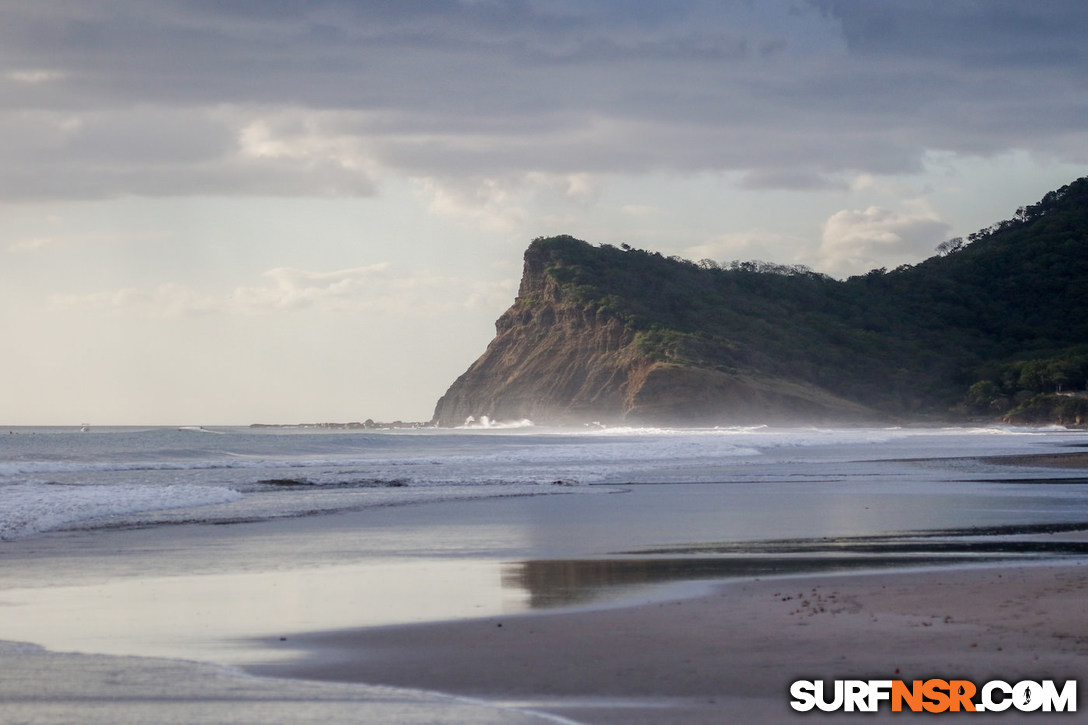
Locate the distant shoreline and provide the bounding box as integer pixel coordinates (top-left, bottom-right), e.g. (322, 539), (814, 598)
(249, 420), (433, 430)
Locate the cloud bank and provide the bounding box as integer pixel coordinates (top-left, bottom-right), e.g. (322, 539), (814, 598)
(1, 1), (1085, 201)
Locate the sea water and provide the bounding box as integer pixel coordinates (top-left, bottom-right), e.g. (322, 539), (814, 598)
(2, 423), (1087, 541)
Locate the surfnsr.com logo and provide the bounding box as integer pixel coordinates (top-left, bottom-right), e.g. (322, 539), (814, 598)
(790, 679), (1077, 713)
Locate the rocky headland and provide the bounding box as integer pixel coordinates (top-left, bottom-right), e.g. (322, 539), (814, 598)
(434, 178), (1088, 427)
(432, 238), (875, 427)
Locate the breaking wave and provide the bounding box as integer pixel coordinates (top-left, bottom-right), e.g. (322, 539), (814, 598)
(2, 423), (1084, 541)
(0, 482), (243, 541)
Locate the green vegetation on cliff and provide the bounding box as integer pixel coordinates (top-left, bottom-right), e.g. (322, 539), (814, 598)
(435, 177), (1088, 426)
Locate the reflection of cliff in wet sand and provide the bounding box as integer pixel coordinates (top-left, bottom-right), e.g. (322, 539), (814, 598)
(504, 525), (1088, 609)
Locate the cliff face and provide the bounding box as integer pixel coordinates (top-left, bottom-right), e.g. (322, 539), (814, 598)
(431, 239), (876, 427)
(432, 246), (647, 426)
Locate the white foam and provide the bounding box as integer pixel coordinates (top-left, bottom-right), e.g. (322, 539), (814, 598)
(457, 415), (535, 429)
(0, 459), (228, 477)
(3, 424), (1085, 541)
(177, 425), (225, 434)
(0, 482), (243, 541)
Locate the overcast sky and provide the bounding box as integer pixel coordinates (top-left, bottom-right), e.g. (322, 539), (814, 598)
(2, 1), (1087, 425)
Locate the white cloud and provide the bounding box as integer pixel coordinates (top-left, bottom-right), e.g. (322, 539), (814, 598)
(818, 204), (951, 277)
(412, 170), (615, 236)
(51, 283), (217, 318)
(414, 176), (529, 233)
(235, 110), (380, 179)
(5, 69), (65, 84)
(849, 173), (932, 199)
(6, 237), (55, 253)
(527, 172), (605, 205)
(684, 230), (816, 267)
(228, 264), (391, 313)
(3, 228), (163, 255)
(48, 263), (516, 318)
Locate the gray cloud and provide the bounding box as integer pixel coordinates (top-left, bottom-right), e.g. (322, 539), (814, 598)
(0, 107), (376, 200)
(0, 0), (1085, 199)
(739, 170), (850, 191)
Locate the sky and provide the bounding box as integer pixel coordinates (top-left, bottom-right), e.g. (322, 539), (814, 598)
(2, 1), (1087, 426)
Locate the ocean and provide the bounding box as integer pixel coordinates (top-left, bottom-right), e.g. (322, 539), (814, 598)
(3, 423), (1088, 542)
(6, 420), (1088, 539)
(2, 423), (1088, 723)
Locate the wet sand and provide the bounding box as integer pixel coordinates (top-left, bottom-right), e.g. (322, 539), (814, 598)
(254, 560), (1088, 724)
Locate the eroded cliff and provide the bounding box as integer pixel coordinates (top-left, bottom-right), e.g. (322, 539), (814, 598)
(432, 237), (876, 426)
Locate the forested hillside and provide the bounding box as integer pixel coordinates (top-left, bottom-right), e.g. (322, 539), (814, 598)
(434, 178), (1088, 426)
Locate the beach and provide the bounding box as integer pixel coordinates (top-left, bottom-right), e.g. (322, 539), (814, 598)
(6, 559), (1086, 724)
(255, 559), (1088, 723)
(2, 426), (1088, 723)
